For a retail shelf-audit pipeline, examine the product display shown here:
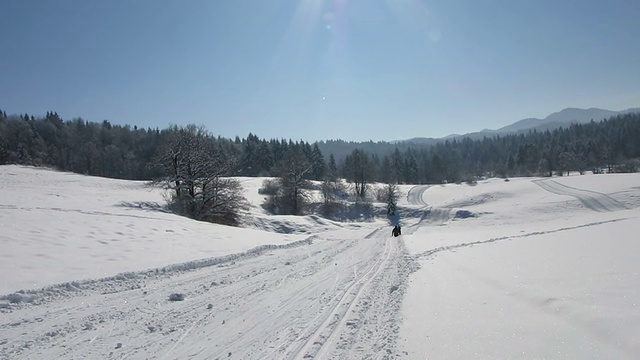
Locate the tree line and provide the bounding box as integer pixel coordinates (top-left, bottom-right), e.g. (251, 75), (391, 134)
(0, 111), (327, 182)
(1, 108), (639, 221)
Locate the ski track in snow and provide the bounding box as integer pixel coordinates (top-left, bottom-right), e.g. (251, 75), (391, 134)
(405, 185), (453, 234)
(406, 185), (429, 207)
(0, 229), (415, 360)
(3, 168), (639, 359)
(411, 217), (630, 261)
(533, 178), (629, 212)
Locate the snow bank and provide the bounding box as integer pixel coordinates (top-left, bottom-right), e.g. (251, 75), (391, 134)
(0, 166), (306, 294)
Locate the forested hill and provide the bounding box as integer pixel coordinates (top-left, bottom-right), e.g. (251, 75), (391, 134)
(0, 108), (639, 185)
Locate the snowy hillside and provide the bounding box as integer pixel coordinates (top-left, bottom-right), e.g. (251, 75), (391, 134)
(1, 165), (640, 359)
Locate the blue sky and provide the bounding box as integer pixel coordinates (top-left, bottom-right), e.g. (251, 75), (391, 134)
(1, 0), (639, 142)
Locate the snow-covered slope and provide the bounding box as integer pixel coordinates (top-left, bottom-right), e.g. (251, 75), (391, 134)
(1, 165), (640, 359)
(0, 167), (308, 294)
(400, 174), (640, 359)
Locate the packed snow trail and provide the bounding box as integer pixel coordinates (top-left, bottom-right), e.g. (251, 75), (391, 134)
(405, 185), (452, 234)
(0, 228), (413, 360)
(406, 185), (430, 206)
(533, 178), (628, 212)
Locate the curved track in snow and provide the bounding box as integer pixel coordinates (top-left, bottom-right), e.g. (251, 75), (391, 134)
(405, 185), (452, 234)
(407, 185), (430, 206)
(533, 178), (628, 212)
(0, 230), (414, 360)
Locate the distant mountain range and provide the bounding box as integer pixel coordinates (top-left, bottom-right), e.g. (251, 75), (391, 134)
(317, 106), (640, 162)
(400, 107), (640, 145)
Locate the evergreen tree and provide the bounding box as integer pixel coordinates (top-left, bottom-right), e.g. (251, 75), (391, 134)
(344, 148), (374, 199)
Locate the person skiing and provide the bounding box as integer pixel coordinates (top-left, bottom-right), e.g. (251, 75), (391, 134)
(392, 225), (401, 237)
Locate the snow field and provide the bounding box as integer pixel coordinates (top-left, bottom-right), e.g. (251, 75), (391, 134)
(399, 174), (640, 359)
(1, 165), (640, 359)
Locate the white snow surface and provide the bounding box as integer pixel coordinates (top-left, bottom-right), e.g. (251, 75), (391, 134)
(1, 165), (639, 359)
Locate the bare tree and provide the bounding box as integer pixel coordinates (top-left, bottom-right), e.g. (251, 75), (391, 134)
(321, 176), (347, 216)
(266, 146), (314, 215)
(557, 151), (575, 176)
(153, 124), (247, 225)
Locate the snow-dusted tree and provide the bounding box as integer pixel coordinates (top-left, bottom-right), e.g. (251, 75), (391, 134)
(321, 172), (344, 203)
(266, 146), (314, 215)
(154, 124), (247, 225)
(384, 182), (400, 215)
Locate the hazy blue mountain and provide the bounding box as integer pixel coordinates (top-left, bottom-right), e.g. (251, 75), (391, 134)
(496, 107), (619, 133)
(398, 107), (639, 145)
(322, 107), (640, 160)
(494, 117), (544, 133)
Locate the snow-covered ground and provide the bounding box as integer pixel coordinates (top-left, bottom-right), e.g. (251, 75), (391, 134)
(400, 176), (640, 359)
(1, 165), (639, 359)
